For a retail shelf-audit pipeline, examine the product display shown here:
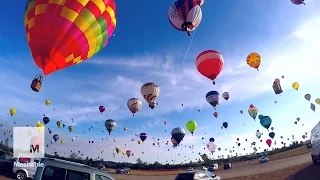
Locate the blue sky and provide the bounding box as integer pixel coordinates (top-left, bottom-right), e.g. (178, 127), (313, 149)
(0, 0), (320, 164)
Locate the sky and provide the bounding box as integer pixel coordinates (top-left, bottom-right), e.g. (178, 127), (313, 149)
(0, 0), (320, 165)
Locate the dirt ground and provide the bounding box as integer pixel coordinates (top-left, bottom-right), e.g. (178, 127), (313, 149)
(106, 146), (311, 176)
(226, 162), (320, 180)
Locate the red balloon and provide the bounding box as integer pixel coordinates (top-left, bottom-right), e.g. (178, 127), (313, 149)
(236, 138), (239, 141)
(266, 139), (272, 147)
(196, 50), (224, 81)
(99, 106), (105, 113)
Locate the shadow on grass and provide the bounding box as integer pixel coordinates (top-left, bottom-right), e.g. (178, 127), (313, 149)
(287, 164), (320, 180)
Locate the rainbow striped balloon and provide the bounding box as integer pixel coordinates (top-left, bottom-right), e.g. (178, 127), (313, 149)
(24, 0), (116, 75)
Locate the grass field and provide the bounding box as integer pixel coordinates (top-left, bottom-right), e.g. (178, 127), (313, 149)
(225, 162), (319, 180)
(105, 146), (311, 176)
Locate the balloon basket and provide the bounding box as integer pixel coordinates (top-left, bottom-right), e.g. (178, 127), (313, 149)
(30, 74), (43, 92)
(31, 79), (42, 92)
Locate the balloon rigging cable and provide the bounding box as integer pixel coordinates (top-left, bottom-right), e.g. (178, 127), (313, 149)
(181, 28), (197, 66)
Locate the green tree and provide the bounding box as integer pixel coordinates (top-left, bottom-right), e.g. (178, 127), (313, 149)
(136, 158), (143, 164)
(69, 152), (78, 159)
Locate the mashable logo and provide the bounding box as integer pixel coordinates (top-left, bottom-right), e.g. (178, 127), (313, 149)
(14, 161), (44, 168)
(30, 144), (40, 153)
(13, 127), (45, 158)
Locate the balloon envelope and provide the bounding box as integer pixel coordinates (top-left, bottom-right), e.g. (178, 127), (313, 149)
(171, 127), (186, 144)
(196, 50), (224, 81)
(24, 0), (116, 75)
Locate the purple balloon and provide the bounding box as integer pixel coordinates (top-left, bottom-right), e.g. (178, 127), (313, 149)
(290, 0), (305, 5)
(139, 133), (147, 142)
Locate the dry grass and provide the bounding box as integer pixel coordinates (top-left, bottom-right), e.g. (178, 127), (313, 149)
(267, 146), (310, 161)
(106, 146), (310, 176)
(225, 162), (313, 180)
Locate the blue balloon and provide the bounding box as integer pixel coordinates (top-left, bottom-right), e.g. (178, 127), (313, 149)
(260, 115), (272, 130)
(53, 134), (59, 141)
(209, 138), (215, 142)
(139, 133), (147, 142)
(222, 122), (228, 128)
(206, 91), (220, 108)
(269, 132), (275, 139)
(171, 127), (186, 144)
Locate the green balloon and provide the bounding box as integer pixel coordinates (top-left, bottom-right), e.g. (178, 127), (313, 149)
(186, 120), (197, 134)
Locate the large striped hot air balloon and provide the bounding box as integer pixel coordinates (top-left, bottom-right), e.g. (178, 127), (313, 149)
(24, 0), (117, 76)
(168, 0), (202, 36)
(196, 50), (224, 85)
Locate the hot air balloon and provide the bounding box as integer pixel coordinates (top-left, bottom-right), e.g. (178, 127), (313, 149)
(273, 78), (283, 95)
(127, 98), (142, 116)
(240, 110), (243, 114)
(222, 122), (228, 129)
(222, 92), (229, 101)
(256, 130), (262, 139)
(36, 121), (45, 132)
(248, 104), (258, 120)
(310, 103), (316, 112)
(72, 137), (75, 142)
(206, 91), (220, 109)
(206, 142), (217, 154)
(164, 121), (168, 125)
(45, 100), (51, 106)
(266, 139), (272, 147)
(43, 117), (50, 125)
(292, 82), (299, 91)
(139, 133), (147, 142)
(290, 0), (305, 5)
(213, 112), (218, 118)
(315, 98), (320, 105)
(259, 115), (272, 130)
(9, 108), (16, 116)
(53, 134), (59, 142)
(168, 0), (202, 36)
(115, 147), (121, 154)
(68, 126), (74, 133)
(171, 127), (186, 145)
(304, 94), (311, 101)
(24, 0), (116, 76)
(105, 119), (116, 135)
(126, 150), (132, 157)
(141, 82), (160, 109)
(56, 121), (63, 128)
(186, 121), (197, 135)
(209, 138), (215, 142)
(269, 132), (275, 139)
(99, 106), (105, 113)
(246, 53), (261, 70)
(196, 50), (224, 85)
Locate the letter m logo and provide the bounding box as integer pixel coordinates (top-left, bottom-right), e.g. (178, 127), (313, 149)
(30, 145), (39, 153)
